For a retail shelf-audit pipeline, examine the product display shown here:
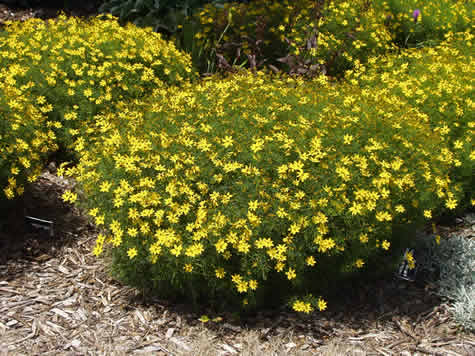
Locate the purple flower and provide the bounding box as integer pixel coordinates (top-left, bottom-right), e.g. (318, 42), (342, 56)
(412, 9), (421, 23)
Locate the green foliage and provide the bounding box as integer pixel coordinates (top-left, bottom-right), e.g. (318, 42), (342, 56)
(98, 0), (232, 34)
(381, 0), (474, 48)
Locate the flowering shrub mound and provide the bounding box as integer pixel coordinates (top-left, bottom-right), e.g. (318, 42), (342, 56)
(193, 0), (393, 76)
(346, 31), (475, 209)
(0, 14), (195, 152)
(0, 84), (58, 200)
(0, 14), (195, 199)
(61, 49), (471, 310)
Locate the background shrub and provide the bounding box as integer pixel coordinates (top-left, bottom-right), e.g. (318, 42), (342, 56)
(0, 14), (196, 153)
(98, 0), (240, 34)
(192, 0), (394, 77)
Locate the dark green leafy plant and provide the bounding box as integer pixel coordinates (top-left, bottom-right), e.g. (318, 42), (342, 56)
(98, 0), (232, 35)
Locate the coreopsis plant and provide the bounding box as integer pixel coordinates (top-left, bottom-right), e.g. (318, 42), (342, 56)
(62, 59), (467, 311)
(346, 30), (474, 209)
(0, 14), (196, 151)
(192, 0), (394, 77)
(0, 84), (58, 199)
(284, 0), (395, 77)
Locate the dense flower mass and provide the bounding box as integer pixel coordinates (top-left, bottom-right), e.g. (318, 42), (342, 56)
(0, 14), (195, 198)
(0, 14), (195, 151)
(0, 84), (58, 199)
(59, 32), (473, 309)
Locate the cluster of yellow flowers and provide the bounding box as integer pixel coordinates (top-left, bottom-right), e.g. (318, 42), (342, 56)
(58, 32), (472, 311)
(346, 30), (474, 204)
(383, 0), (473, 47)
(0, 14), (194, 200)
(0, 84), (58, 199)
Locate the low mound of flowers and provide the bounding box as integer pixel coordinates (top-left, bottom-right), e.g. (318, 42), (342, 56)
(62, 49), (470, 310)
(0, 14), (195, 199)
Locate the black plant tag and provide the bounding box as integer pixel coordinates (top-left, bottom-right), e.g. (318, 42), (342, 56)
(396, 248), (417, 282)
(25, 216), (54, 237)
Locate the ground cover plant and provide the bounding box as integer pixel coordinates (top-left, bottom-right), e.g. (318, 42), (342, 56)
(0, 13), (195, 198)
(61, 28), (473, 312)
(417, 231), (475, 332)
(345, 30), (475, 209)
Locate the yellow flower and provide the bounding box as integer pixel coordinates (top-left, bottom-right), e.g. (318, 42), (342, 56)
(95, 215), (105, 225)
(405, 251), (416, 270)
(306, 256), (316, 266)
(92, 243), (103, 257)
(199, 315), (209, 323)
(435, 235), (441, 245)
(249, 280), (258, 290)
(395, 205), (405, 213)
(445, 198), (457, 210)
(317, 298), (327, 311)
(127, 247), (138, 259)
(359, 233), (369, 243)
(343, 134), (354, 144)
(293, 300), (313, 314)
(286, 268), (296, 280)
(382, 240), (390, 250)
(215, 268), (226, 279)
(184, 263), (193, 272)
(61, 190), (78, 203)
(423, 210), (432, 219)
(355, 259), (365, 268)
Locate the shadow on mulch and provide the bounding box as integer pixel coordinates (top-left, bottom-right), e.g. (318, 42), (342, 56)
(0, 170), (94, 275)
